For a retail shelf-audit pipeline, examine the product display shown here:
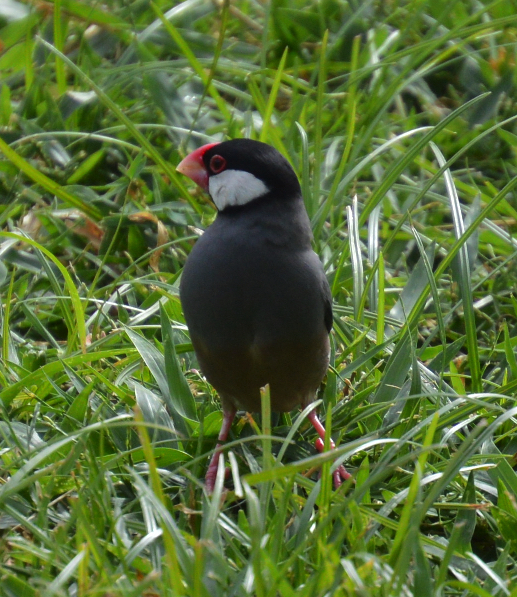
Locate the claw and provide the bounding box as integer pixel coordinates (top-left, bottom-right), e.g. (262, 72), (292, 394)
(309, 409), (351, 489)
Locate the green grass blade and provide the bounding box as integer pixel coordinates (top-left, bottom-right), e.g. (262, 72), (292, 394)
(430, 142), (481, 393)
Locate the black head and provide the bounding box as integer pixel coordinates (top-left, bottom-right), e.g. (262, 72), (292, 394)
(177, 139), (301, 211)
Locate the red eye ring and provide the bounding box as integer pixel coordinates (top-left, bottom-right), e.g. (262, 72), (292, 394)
(209, 154), (226, 174)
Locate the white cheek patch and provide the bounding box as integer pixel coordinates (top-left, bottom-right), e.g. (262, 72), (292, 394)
(209, 169), (269, 211)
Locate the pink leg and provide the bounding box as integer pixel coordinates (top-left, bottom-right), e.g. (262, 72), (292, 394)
(308, 409), (351, 488)
(205, 406), (236, 494)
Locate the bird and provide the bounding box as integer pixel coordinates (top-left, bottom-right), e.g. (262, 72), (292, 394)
(177, 139), (350, 493)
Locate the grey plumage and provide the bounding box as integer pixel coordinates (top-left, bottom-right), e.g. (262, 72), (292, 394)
(180, 192), (332, 413)
(177, 139), (350, 491)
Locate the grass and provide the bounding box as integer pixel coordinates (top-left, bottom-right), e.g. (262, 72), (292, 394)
(1, 0), (517, 595)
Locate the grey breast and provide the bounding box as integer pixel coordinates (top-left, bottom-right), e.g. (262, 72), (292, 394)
(180, 199), (331, 412)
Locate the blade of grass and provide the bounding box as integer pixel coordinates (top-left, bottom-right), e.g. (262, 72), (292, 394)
(310, 29), (329, 219)
(367, 203), (381, 313)
(260, 47), (288, 143)
(296, 122), (311, 211)
(430, 142), (481, 393)
(2, 269), (15, 367)
(53, 0), (66, 95)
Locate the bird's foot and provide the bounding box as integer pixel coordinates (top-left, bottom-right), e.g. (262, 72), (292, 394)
(314, 437), (351, 487)
(205, 450), (232, 494)
(310, 411), (351, 489)
(204, 406), (237, 494)
(204, 449), (222, 494)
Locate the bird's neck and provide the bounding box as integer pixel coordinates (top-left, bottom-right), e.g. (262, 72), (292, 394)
(218, 194), (313, 249)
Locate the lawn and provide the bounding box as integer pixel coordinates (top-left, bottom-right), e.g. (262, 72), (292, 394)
(1, 0), (517, 595)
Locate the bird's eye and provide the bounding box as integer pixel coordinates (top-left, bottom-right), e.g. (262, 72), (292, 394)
(209, 155), (227, 174)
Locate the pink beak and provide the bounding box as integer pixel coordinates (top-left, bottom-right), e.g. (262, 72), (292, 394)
(176, 142), (220, 191)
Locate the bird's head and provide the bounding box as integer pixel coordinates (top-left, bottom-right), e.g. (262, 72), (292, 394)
(177, 139), (301, 211)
